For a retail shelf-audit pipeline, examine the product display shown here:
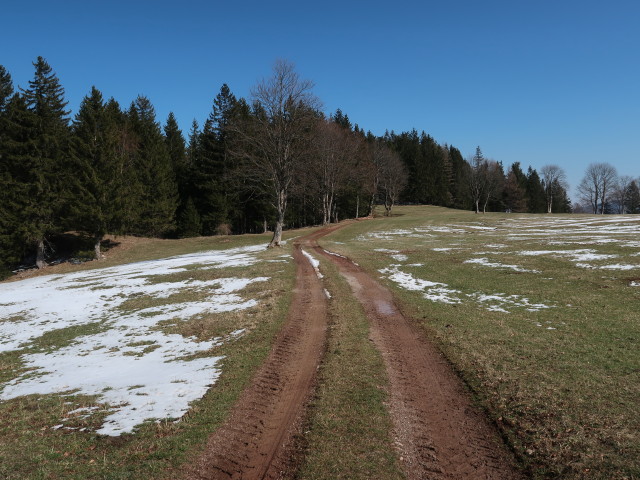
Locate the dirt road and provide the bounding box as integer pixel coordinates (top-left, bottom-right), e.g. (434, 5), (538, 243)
(185, 224), (523, 479)
(184, 237), (329, 480)
(312, 240), (524, 479)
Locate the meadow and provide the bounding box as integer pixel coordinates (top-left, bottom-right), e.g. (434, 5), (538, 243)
(0, 207), (638, 479)
(0, 232), (298, 479)
(320, 206), (640, 479)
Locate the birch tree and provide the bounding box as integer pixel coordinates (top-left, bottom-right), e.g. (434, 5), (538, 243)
(468, 147), (486, 214)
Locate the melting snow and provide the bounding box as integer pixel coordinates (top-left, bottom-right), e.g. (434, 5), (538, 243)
(301, 249), (323, 278)
(464, 257), (539, 273)
(0, 245), (270, 436)
(379, 265), (553, 313)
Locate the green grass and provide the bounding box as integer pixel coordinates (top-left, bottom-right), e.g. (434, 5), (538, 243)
(297, 252), (405, 480)
(0, 231), (301, 480)
(319, 206), (640, 479)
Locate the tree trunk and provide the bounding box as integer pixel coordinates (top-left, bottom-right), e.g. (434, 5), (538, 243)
(94, 233), (104, 260)
(263, 219), (268, 234)
(369, 191), (378, 217)
(269, 189), (286, 248)
(269, 213), (284, 247)
(475, 199), (480, 214)
(322, 192), (330, 225)
(355, 195), (359, 219)
(35, 239), (46, 269)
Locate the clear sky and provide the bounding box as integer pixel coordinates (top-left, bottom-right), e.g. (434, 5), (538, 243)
(2, 0), (639, 200)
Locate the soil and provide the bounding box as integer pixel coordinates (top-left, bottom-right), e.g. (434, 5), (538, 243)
(312, 241), (524, 479)
(183, 223), (524, 479)
(183, 236), (329, 480)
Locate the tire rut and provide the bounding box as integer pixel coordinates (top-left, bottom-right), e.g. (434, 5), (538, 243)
(183, 238), (328, 480)
(310, 235), (525, 480)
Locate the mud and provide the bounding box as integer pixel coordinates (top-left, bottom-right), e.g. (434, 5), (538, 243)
(183, 237), (328, 480)
(312, 240), (524, 480)
(183, 222), (524, 479)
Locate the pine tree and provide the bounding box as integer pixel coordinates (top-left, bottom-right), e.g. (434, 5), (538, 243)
(194, 84), (238, 234)
(18, 57), (71, 267)
(0, 68), (18, 273)
(0, 65), (14, 112)
(69, 87), (127, 257)
(526, 167), (546, 213)
(127, 96), (178, 236)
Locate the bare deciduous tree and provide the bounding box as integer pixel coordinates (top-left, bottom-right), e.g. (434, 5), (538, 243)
(311, 120), (359, 225)
(229, 59), (320, 247)
(379, 149), (407, 216)
(364, 141), (388, 217)
(578, 163), (618, 214)
(610, 175), (634, 214)
(541, 165), (568, 214)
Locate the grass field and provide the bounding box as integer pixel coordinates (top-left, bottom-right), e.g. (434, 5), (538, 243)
(0, 232), (299, 479)
(1, 208), (639, 479)
(319, 206), (640, 479)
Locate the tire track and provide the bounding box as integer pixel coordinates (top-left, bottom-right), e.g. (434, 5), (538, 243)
(184, 238), (328, 480)
(310, 236), (525, 480)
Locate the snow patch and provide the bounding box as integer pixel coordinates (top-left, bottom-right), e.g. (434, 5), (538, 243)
(464, 257), (539, 273)
(0, 245), (268, 436)
(301, 249), (323, 279)
(379, 265), (553, 313)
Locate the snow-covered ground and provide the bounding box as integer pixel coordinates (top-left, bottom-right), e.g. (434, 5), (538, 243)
(0, 245), (274, 436)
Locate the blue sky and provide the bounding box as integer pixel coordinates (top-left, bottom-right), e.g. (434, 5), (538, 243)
(3, 0), (639, 200)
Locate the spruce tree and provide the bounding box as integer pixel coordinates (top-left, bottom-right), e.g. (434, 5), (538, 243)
(19, 57), (71, 267)
(69, 87), (127, 257)
(127, 96), (178, 236)
(194, 84), (238, 234)
(0, 68), (18, 272)
(0, 65), (14, 112)
(164, 112), (187, 187)
(526, 167), (546, 213)
(176, 197), (202, 238)
(627, 180), (640, 214)
(0, 95), (37, 265)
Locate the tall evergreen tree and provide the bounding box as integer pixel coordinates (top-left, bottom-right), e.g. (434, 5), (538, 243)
(0, 67), (19, 272)
(0, 65), (14, 112)
(526, 167), (546, 213)
(193, 84), (239, 234)
(627, 180), (640, 214)
(127, 96), (178, 236)
(18, 57), (71, 267)
(69, 87), (128, 257)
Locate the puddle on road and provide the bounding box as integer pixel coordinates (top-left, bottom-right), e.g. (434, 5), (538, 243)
(375, 299), (396, 316)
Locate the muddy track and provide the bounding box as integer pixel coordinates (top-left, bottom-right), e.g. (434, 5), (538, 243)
(184, 222), (523, 479)
(184, 235), (329, 480)
(310, 232), (524, 479)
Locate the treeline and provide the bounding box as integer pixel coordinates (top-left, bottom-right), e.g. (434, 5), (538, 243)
(385, 134), (572, 215)
(0, 58), (569, 272)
